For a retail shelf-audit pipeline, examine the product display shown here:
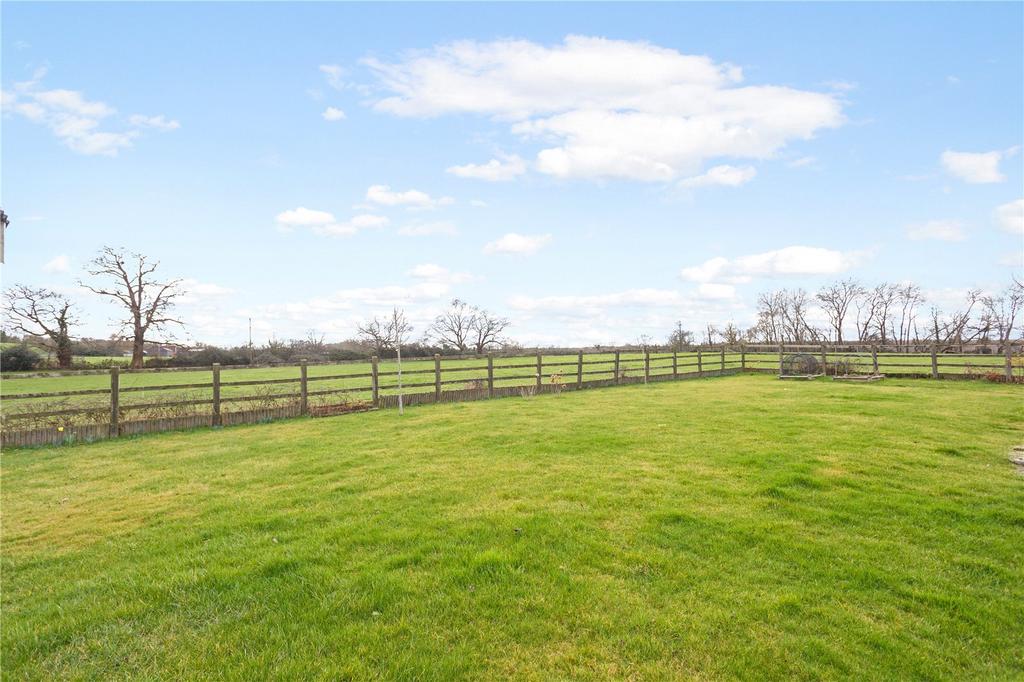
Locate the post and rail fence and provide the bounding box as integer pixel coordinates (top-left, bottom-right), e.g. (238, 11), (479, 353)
(2, 342), (1021, 448)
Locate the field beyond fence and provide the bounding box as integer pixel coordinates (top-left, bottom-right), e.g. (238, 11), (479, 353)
(3, 343), (1021, 448)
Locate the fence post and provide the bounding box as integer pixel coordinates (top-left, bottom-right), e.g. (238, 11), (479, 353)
(672, 350), (678, 378)
(871, 345), (879, 374)
(371, 356), (380, 407)
(109, 366), (119, 438)
(576, 350), (583, 388)
(1006, 342), (1014, 382)
(434, 354), (442, 401)
(740, 344), (746, 371)
(820, 344), (827, 375)
(930, 345), (939, 379)
(698, 348), (703, 377)
(614, 350), (621, 384)
(212, 363), (221, 426)
(644, 349), (650, 383)
(720, 347), (726, 373)
(487, 353), (494, 398)
(536, 352), (543, 390)
(299, 360), (308, 415)
(778, 345), (784, 375)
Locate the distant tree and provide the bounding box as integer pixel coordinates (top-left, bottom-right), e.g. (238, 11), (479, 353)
(2, 285), (79, 368)
(356, 316), (393, 356)
(0, 344), (41, 371)
(470, 307), (510, 354)
(895, 284), (925, 348)
(427, 299), (476, 352)
(976, 277), (1024, 348)
(81, 247), (184, 369)
(667, 322), (693, 350)
(816, 279), (863, 344)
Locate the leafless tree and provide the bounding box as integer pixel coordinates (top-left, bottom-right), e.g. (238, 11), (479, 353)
(925, 289), (981, 347)
(856, 283), (898, 343)
(816, 279), (863, 344)
(895, 284), (925, 349)
(976, 277), (1024, 349)
(427, 299), (476, 352)
(3, 285), (79, 368)
(356, 316), (393, 356)
(667, 322), (694, 350)
(720, 322), (742, 345)
(470, 307), (510, 354)
(304, 329), (326, 352)
(80, 247), (184, 368)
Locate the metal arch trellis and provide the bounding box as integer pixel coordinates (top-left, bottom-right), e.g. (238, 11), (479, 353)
(778, 353), (824, 380)
(831, 353), (884, 382)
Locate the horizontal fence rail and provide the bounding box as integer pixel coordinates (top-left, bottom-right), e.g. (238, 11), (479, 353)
(2, 343), (1021, 448)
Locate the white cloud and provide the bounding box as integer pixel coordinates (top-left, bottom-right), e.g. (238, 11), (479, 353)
(397, 220), (458, 237)
(42, 254), (70, 273)
(994, 199), (1023, 235)
(697, 283), (736, 299)
(470, 199), (488, 207)
(2, 70), (177, 156)
(788, 156), (816, 168)
(905, 220), (967, 242)
(128, 114), (181, 131)
(275, 207), (387, 237)
(681, 246), (865, 284)
(363, 35), (844, 182)
(483, 232), (552, 255)
(941, 147), (1018, 184)
(677, 164), (756, 189)
(446, 154), (526, 181)
(407, 263), (473, 284)
(322, 106), (346, 121)
(365, 184), (454, 210)
(946, 75), (961, 86)
(319, 64), (345, 90)
(508, 288), (683, 313)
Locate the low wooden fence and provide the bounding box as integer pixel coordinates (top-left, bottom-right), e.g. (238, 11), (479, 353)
(2, 344), (1019, 448)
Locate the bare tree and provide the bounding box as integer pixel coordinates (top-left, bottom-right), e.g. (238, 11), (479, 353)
(356, 316), (392, 356)
(977, 277), (1024, 349)
(470, 307), (510, 354)
(667, 321), (694, 350)
(926, 289), (981, 348)
(3, 285), (79, 368)
(720, 322), (741, 345)
(816, 279), (863, 344)
(386, 307), (413, 415)
(895, 284), (925, 349)
(80, 247), (184, 369)
(856, 283), (898, 343)
(427, 299), (476, 352)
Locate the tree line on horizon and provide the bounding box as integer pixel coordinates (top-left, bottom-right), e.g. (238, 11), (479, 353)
(2, 246), (1022, 372)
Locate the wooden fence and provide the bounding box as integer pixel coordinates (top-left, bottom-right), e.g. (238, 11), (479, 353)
(2, 344), (1020, 448)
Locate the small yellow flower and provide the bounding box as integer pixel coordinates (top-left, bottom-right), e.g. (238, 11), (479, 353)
(57, 426), (65, 432)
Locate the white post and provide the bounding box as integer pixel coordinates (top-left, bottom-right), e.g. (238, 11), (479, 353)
(397, 343), (404, 415)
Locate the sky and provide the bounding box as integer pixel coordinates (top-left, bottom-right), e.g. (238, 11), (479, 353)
(2, 2), (1022, 347)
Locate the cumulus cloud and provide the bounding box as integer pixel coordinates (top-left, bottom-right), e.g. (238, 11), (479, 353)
(905, 220), (967, 242)
(994, 199), (1023, 235)
(941, 147), (1018, 184)
(677, 164), (756, 189)
(42, 254), (70, 273)
(275, 207), (388, 236)
(397, 220), (458, 236)
(322, 106), (346, 121)
(364, 35), (844, 182)
(2, 68), (178, 156)
(365, 184), (454, 210)
(680, 246), (864, 284)
(446, 154), (527, 181)
(483, 232), (552, 255)
(319, 64), (346, 90)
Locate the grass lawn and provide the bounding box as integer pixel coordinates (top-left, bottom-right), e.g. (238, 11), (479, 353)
(2, 374), (1023, 679)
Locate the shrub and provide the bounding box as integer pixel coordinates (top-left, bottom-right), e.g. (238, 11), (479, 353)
(1, 344), (42, 372)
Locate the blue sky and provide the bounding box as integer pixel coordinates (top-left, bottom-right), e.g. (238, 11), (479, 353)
(2, 2), (1022, 346)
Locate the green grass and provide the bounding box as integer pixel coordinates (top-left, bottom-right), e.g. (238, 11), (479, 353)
(3, 374), (1023, 679)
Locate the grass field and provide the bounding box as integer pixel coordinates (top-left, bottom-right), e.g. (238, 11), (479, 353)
(2, 374), (1022, 678)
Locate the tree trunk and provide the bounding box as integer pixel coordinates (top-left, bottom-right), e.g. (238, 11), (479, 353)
(56, 334), (73, 369)
(131, 335), (145, 369)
